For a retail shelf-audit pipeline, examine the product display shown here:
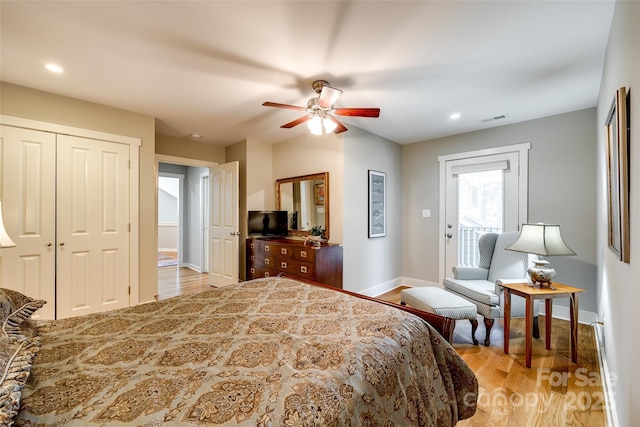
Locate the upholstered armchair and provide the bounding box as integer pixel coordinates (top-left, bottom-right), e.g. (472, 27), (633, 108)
(443, 231), (540, 345)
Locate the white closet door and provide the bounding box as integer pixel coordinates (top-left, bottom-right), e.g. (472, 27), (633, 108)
(0, 126), (56, 319)
(56, 134), (130, 318)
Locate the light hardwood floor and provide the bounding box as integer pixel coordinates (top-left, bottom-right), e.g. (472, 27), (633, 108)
(157, 265), (210, 300)
(379, 286), (607, 427)
(157, 271), (607, 427)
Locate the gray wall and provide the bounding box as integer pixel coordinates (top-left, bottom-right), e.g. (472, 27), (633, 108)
(186, 166), (209, 270)
(402, 108), (598, 312)
(343, 127), (403, 294)
(596, 2), (639, 425)
(158, 162), (209, 271)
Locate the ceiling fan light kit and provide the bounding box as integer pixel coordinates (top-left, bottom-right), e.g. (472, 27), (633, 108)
(263, 80), (380, 135)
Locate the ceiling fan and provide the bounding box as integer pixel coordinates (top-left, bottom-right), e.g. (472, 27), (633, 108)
(262, 80), (380, 135)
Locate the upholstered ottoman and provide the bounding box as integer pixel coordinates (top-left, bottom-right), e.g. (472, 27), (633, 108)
(401, 287), (480, 345)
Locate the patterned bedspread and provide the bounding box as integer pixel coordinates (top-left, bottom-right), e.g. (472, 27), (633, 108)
(16, 277), (477, 426)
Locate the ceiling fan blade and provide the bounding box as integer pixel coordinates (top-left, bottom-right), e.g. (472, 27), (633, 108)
(329, 116), (348, 134)
(318, 85), (343, 108)
(281, 116), (310, 129)
(334, 108), (380, 118)
(263, 101), (306, 111)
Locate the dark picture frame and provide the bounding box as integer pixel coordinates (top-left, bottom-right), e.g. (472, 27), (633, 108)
(368, 170), (386, 238)
(606, 87), (630, 263)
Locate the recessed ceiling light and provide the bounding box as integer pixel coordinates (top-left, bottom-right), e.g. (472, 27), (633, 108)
(45, 63), (64, 73)
(189, 133), (202, 139)
(449, 112), (461, 120)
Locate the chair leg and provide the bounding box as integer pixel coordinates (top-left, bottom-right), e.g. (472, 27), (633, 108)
(470, 319), (479, 345)
(533, 315), (540, 339)
(483, 318), (494, 346)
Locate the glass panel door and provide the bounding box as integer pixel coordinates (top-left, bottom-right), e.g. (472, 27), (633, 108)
(457, 169), (503, 267)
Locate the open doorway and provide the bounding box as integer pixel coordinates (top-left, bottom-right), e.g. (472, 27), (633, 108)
(156, 155), (216, 299)
(158, 174), (181, 267)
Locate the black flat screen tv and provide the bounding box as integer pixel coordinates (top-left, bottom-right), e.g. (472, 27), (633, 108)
(248, 210), (288, 237)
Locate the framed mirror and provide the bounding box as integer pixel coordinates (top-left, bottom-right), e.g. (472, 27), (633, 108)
(276, 172), (329, 239)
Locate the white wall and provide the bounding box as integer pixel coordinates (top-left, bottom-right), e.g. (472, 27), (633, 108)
(596, 2), (639, 425)
(343, 127), (402, 294)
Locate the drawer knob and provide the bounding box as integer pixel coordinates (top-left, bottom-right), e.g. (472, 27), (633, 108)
(300, 266), (308, 274)
(265, 258), (270, 265)
(281, 248), (287, 255)
(280, 261), (288, 269)
(300, 250), (307, 258)
(265, 245), (270, 251)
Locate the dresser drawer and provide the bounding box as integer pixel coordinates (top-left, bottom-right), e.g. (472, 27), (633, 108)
(278, 260), (315, 280)
(249, 254), (276, 269)
(273, 244), (294, 258)
(247, 267), (276, 280)
(293, 246), (315, 262)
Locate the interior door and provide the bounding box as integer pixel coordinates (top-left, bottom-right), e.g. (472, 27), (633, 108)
(0, 126), (56, 319)
(202, 175), (210, 273)
(442, 148), (528, 280)
(209, 161), (239, 287)
(56, 134), (130, 318)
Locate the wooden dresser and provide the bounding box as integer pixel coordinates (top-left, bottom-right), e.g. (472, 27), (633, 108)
(246, 238), (343, 289)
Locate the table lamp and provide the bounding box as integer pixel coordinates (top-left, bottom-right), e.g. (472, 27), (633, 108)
(505, 223), (575, 287)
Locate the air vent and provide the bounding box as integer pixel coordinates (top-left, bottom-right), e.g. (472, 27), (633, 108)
(481, 114), (507, 123)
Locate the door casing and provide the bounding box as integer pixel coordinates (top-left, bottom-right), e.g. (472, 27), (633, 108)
(438, 143), (530, 283)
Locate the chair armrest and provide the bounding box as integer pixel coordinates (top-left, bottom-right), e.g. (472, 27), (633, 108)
(453, 266), (488, 280)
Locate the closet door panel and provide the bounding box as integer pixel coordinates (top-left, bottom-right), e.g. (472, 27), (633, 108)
(0, 126), (56, 319)
(56, 134), (130, 318)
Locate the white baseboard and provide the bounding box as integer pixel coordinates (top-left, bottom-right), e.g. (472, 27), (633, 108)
(537, 304), (599, 325)
(593, 323), (619, 427)
(363, 277), (441, 298)
(400, 277), (442, 289)
(182, 263), (202, 272)
(359, 277), (404, 297)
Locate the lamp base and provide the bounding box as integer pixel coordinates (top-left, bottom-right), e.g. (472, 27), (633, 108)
(528, 260), (556, 288)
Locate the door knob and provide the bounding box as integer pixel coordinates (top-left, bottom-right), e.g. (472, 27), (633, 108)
(59, 242), (65, 247)
(46, 243), (52, 247)
(446, 233), (453, 239)
(447, 224), (453, 229)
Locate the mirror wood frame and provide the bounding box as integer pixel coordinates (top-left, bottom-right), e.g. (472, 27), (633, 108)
(276, 172), (329, 239)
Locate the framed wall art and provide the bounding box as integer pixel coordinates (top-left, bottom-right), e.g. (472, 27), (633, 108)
(314, 182), (325, 205)
(368, 170), (386, 238)
(606, 86), (630, 263)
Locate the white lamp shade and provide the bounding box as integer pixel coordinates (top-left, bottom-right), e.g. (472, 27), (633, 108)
(323, 117), (337, 133)
(0, 202), (16, 248)
(307, 115), (323, 135)
(506, 223), (575, 256)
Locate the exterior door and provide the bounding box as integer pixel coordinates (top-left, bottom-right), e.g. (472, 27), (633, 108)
(209, 161), (239, 287)
(56, 134), (131, 318)
(0, 126), (56, 319)
(439, 144), (529, 282)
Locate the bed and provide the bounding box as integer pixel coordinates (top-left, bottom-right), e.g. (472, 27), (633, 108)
(1, 276), (477, 426)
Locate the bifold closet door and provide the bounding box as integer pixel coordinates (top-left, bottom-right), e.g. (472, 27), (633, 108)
(0, 125), (56, 319)
(55, 134), (130, 318)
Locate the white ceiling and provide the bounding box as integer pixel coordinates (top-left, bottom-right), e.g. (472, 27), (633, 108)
(0, 1), (614, 146)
